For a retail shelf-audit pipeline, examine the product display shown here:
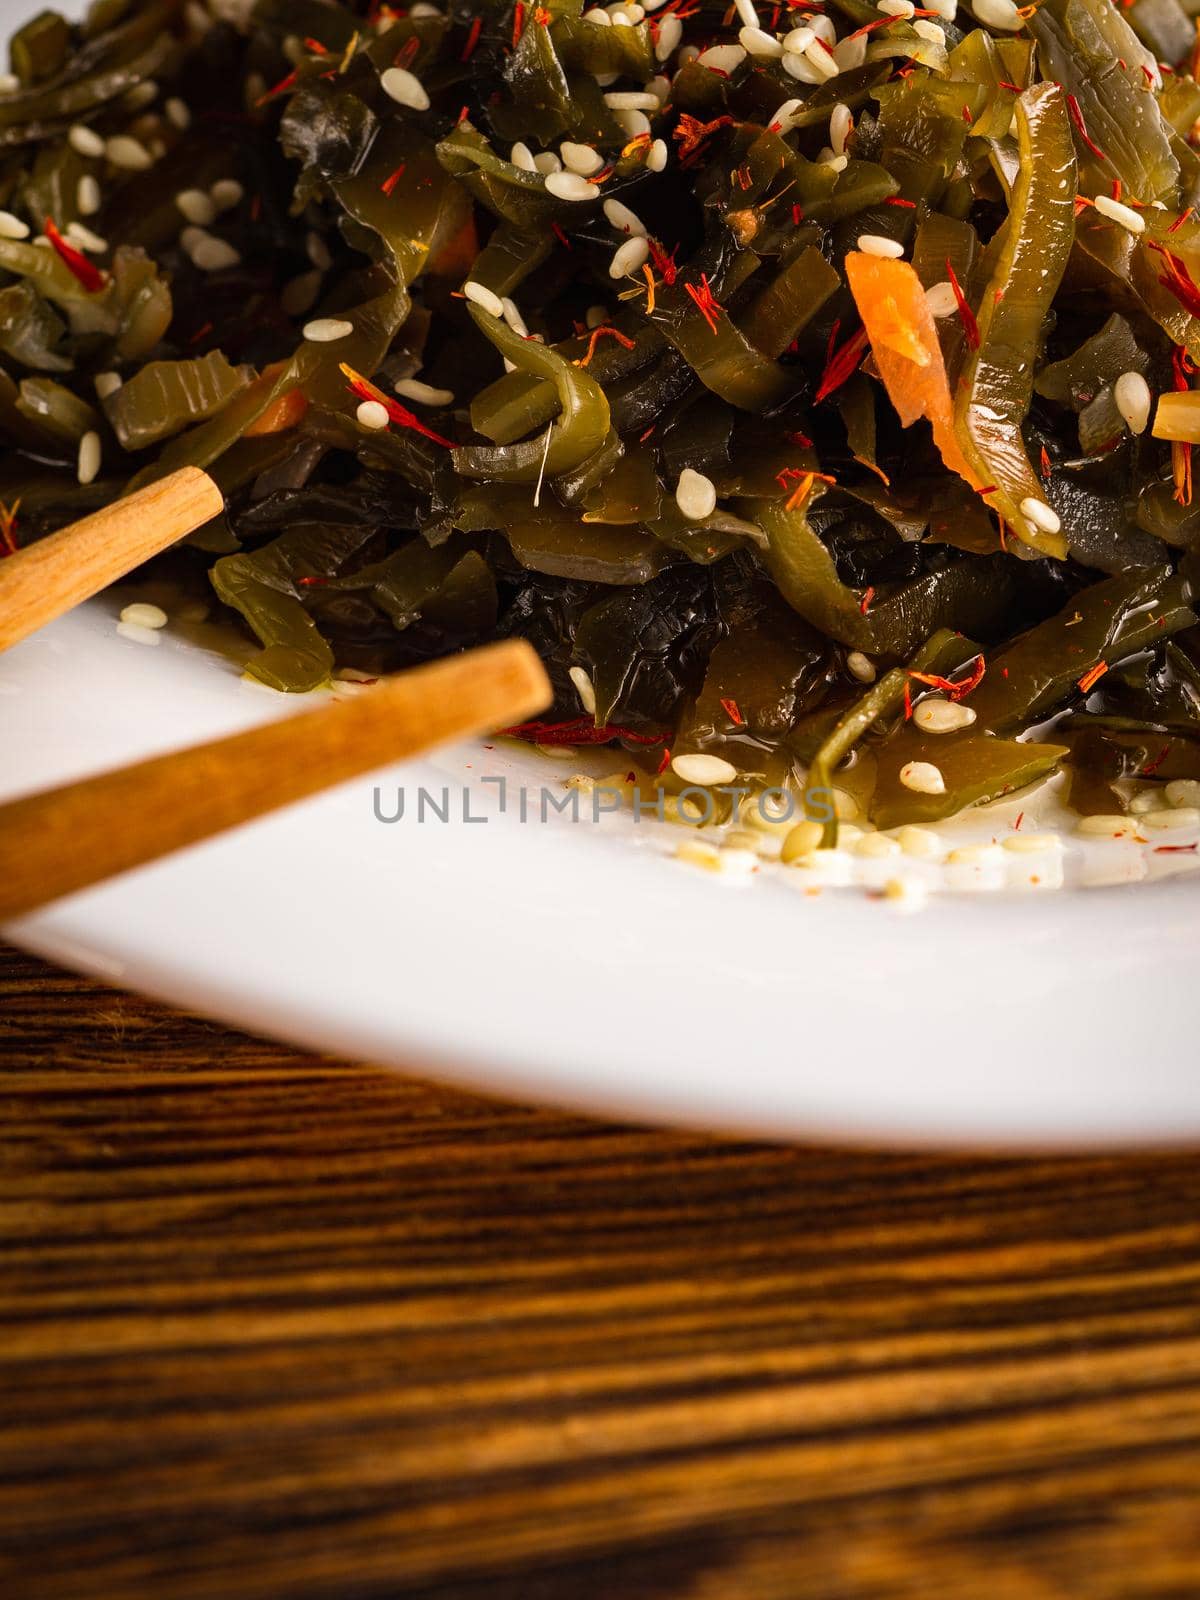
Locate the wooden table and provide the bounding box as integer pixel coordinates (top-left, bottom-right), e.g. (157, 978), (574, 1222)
(3, 940), (1200, 1599)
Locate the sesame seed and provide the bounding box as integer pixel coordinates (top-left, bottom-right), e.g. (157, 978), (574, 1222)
(302, 316), (355, 342)
(1092, 193), (1145, 234)
(66, 221), (108, 253)
(857, 234), (904, 258)
(602, 90), (661, 110)
(1019, 495), (1061, 535)
(675, 839), (722, 872)
(810, 14), (837, 42)
(1002, 833), (1057, 854)
(569, 665), (597, 715)
(675, 467), (717, 520)
(846, 650), (876, 683)
(614, 109), (651, 140)
(609, 235), (650, 278)
(533, 150), (563, 175)
(77, 175), (102, 216)
(833, 32), (868, 68)
(380, 66), (430, 110)
(781, 818), (825, 863)
(878, 0), (915, 14)
(647, 138), (668, 171)
(191, 236), (241, 271)
(1142, 806), (1200, 830)
(281, 271), (323, 317)
(672, 752), (738, 786)
(829, 102), (853, 157)
(1114, 370), (1152, 435)
(608, 8), (632, 23)
(585, 304), (608, 329)
(924, 280), (959, 317)
(896, 825), (941, 859)
(510, 141), (537, 172)
(739, 24), (782, 55)
(120, 602), (169, 630)
(913, 698), (977, 733)
(356, 399), (391, 430)
(210, 178), (244, 213)
(603, 197), (646, 236)
(116, 620), (162, 647)
(94, 371), (122, 400)
(1166, 779), (1200, 809)
(394, 377), (455, 406)
(0, 73), (19, 95)
(971, 0), (1022, 27)
(69, 124), (106, 158)
(912, 18), (945, 41)
(769, 97), (804, 132)
(582, 5), (612, 20)
(899, 761), (945, 795)
(655, 14), (682, 57)
(781, 25), (814, 52)
(165, 96), (191, 129)
(176, 188), (217, 225)
(501, 296), (528, 334)
(648, 74), (672, 103)
(561, 140), (604, 175)
(463, 280), (505, 317)
(125, 80), (159, 110)
(925, 0), (957, 14)
(0, 210), (29, 240)
(179, 225), (209, 254)
(544, 170), (597, 202)
(77, 430), (101, 486)
(1076, 813), (1139, 837)
(105, 135), (154, 171)
(697, 43), (747, 73)
(833, 789), (860, 821)
(1129, 790), (1160, 814)
(821, 153), (849, 173)
(854, 832), (901, 859)
(734, 0), (760, 24)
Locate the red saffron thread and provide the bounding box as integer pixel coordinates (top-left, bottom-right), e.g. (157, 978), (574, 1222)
(815, 326), (868, 403)
(341, 364), (454, 448)
(945, 258), (980, 350)
(44, 219), (106, 293)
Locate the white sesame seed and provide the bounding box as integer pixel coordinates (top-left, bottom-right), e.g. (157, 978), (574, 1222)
(302, 316), (355, 342)
(833, 790), (860, 822)
(119, 602), (169, 630)
(925, 0), (957, 15)
(545, 170), (597, 202)
(281, 270), (323, 317)
(116, 620), (162, 647)
(356, 399), (391, 430)
(609, 235), (650, 278)
(697, 43), (746, 73)
(655, 14), (683, 57)
(854, 832), (901, 859)
(739, 24), (782, 55)
(603, 197), (646, 236)
(582, 5), (612, 20)
(879, 0), (915, 13)
(833, 31), (868, 68)
(105, 135), (154, 171)
(94, 371), (122, 400)
(210, 178), (244, 213)
(802, 40), (840, 81)
(810, 13), (837, 41)
(569, 665), (597, 715)
(626, 3), (646, 18)
(1142, 806), (1200, 830)
(896, 825), (941, 859)
(782, 25), (814, 52)
(846, 650), (876, 683)
(0, 210), (29, 240)
(912, 18), (945, 41)
(175, 188), (217, 225)
(648, 74), (672, 103)
(829, 102), (853, 157)
(1166, 779), (1200, 809)
(394, 377), (455, 407)
(67, 221), (108, 253)
(0, 73), (19, 95)
(180, 225), (210, 255)
(125, 80), (159, 110)
(1019, 495), (1061, 535)
(380, 66), (430, 110)
(1129, 790), (1160, 814)
(533, 150), (563, 175)
(678, 43), (701, 66)
(899, 760), (945, 795)
(69, 124), (106, 158)
(501, 296), (528, 335)
(561, 140), (604, 176)
(675, 839), (722, 872)
(734, 0), (760, 24)
(1076, 813), (1140, 837)
(971, 0), (1022, 26)
(77, 430), (101, 486)
(608, 7), (632, 22)
(857, 234), (904, 258)
(675, 467), (717, 520)
(615, 109), (651, 140)
(191, 235), (241, 271)
(925, 280), (959, 317)
(1092, 194), (1145, 234)
(672, 752), (738, 786)
(603, 90), (661, 109)
(1002, 832), (1057, 854)
(1114, 370), (1152, 435)
(944, 844), (1005, 891)
(820, 151), (849, 172)
(582, 304), (606, 330)
(769, 97), (803, 133)
(510, 141), (537, 172)
(77, 175), (102, 217)
(463, 280), (505, 317)
(647, 138), (668, 172)
(913, 697), (977, 733)
(166, 96), (192, 129)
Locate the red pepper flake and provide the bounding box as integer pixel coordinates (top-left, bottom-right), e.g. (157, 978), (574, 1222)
(944, 258), (979, 351)
(859, 585), (875, 615)
(1074, 195), (1094, 217)
(511, 1), (525, 46)
(575, 324), (636, 367)
(0, 498), (19, 558)
(296, 575), (330, 587)
(903, 680), (913, 720)
(908, 656), (987, 700)
(961, 103), (973, 124)
(393, 35), (421, 68)
(1150, 242), (1200, 319)
(673, 113), (734, 167)
(381, 162), (407, 195)
(720, 697), (744, 726)
(648, 237), (678, 285)
(639, 423), (656, 442)
(256, 67), (298, 104)
(502, 718), (667, 747)
(1013, 812), (1024, 831)
(456, 103), (471, 124)
(657, 745), (672, 775)
(1169, 206), (1194, 235)
(303, 36), (329, 54)
(1039, 445), (1052, 479)
(188, 320), (214, 345)
(1066, 92), (1109, 164)
(1155, 841), (1198, 853)
(815, 325), (868, 403)
(850, 15), (894, 37)
(534, 5), (552, 22)
(550, 221), (572, 251)
(460, 15), (482, 58)
(1077, 660), (1109, 694)
(735, 163), (753, 191)
(791, 203), (804, 225)
(684, 273), (724, 334)
(44, 219), (106, 293)
(998, 80), (1023, 92)
(341, 363), (455, 448)
(885, 196), (917, 208)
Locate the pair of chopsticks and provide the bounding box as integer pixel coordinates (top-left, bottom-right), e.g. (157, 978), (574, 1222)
(0, 468), (551, 923)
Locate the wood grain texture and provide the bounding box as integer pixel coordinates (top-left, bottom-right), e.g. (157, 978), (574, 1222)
(0, 468), (224, 653)
(2, 941), (1200, 1600)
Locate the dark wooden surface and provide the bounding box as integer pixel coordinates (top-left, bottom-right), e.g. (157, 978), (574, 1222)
(2, 940), (1200, 1600)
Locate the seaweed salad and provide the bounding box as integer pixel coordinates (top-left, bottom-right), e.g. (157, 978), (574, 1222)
(5, 0), (1200, 835)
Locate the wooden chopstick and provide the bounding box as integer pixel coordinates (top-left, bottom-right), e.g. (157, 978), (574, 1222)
(0, 640), (550, 924)
(0, 466), (224, 654)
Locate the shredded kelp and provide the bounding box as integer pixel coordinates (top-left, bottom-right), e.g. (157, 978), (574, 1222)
(5, 0), (1200, 828)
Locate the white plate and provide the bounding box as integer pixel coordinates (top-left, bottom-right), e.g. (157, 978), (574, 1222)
(2, 596), (1198, 1148)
